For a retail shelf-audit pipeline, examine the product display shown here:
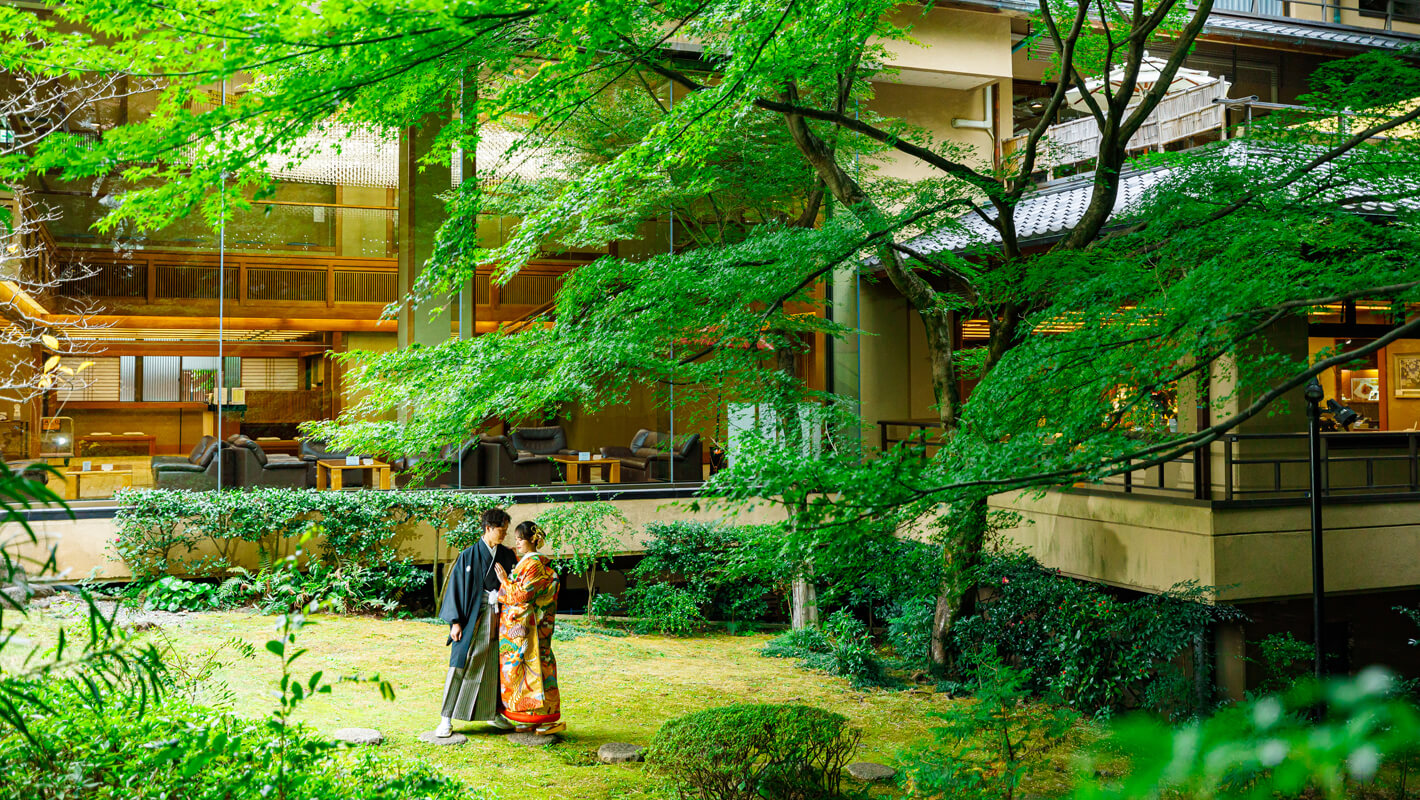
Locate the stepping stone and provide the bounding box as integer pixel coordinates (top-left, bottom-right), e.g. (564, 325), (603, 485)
(847, 762), (897, 782)
(333, 727), (383, 745)
(418, 731), (467, 746)
(507, 731), (558, 747)
(598, 742), (646, 763)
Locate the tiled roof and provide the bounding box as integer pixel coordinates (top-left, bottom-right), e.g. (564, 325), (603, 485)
(899, 147), (1416, 257)
(961, 0), (1420, 51)
(1204, 12), (1420, 49)
(903, 167), (1171, 255)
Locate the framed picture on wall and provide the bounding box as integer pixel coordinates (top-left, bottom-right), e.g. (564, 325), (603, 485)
(1351, 376), (1381, 402)
(1396, 353), (1420, 398)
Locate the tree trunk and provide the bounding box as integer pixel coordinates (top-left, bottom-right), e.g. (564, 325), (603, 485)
(791, 569), (820, 629)
(928, 495), (989, 675)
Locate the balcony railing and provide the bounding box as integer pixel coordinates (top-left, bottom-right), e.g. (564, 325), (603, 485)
(51, 248), (565, 310)
(1206, 0), (1420, 32)
(877, 420), (1420, 504)
(1004, 78), (1231, 178)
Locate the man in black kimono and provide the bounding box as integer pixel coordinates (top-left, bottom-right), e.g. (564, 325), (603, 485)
(435, 506), (519, 737)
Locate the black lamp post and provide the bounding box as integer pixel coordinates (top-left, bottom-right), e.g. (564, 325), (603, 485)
(1304, 377), (1327, 680)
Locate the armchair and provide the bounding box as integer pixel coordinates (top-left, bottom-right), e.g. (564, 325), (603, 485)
(230, 435), (308, 489)
(154, 438), (235, 490)
(510, 426), (577, 457)
(393, 442), (482, 488)
(600, 429), (702, 483)
(150, 435), (216, 483)
(480, 435), (555, 487)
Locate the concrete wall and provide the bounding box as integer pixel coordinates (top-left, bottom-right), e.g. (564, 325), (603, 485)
(992, 489), (1420, 604)
(12, 494), (791, 582)
(857, 280), (913, 435)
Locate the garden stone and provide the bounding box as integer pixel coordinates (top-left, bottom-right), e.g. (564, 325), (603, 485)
(418, 731), (467, 746)
(333, 727), (383, 746)
(847, 762), (896, 782)
(507, 731), (558, 747)
(598, 742), (645, 763)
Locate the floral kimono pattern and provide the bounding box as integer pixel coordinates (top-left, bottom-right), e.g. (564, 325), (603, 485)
(497, 552), (561, 727)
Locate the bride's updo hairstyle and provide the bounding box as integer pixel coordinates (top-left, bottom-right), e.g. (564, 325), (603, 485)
(514, 521), (546, 550)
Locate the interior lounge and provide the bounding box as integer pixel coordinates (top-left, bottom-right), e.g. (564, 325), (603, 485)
(2, 146), (821, 499)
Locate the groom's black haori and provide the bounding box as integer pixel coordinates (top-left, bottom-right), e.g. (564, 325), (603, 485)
(438, 508), (518, 723)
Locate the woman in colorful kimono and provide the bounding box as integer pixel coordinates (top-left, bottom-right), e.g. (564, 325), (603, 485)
(493, 521), (564, 735)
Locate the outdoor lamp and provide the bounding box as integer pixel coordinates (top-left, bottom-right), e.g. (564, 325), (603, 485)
(1326, 398), (1361, 430)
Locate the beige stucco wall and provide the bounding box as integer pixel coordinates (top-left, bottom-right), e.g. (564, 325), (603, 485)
(12, 494), (792, 583)
(877, 7), (1012, 83)
(993, 489), (1420, 604)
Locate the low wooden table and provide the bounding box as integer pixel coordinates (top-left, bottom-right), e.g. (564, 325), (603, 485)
(315, 459), (392, 490)
(63, 467), (133, 500)
(553, 455), (621, 484)
(80, 434), (156, 457)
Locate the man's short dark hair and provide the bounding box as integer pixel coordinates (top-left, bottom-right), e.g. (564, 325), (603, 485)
(481, 507), (511, 530)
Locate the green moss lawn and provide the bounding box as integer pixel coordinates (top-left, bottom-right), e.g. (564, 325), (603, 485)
(11, 605), (1091, 798)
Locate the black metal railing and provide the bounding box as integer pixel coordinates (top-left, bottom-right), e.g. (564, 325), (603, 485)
(1222, 431), (1420, 500)
(876, 419), (1420, 503)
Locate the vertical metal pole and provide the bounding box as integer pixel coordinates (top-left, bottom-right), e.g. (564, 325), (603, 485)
(1306, 378), (1326, 679)
(216, 75), (226, 491)
(668, 79), (675, 477)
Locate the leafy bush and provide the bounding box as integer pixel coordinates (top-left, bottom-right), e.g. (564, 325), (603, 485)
(647, 704), (861, 800)
(0, 688), (479, 800)
(1246, 632), (1314, 697)
(762, 613), (885, 688)
(950, 549), (1238, 716)
(587, 592), (620, 625)
(761, 626), (830, 659)
(537, 502), (628, 608)
(823, 611), (882, 687)
(905, 647), (1077, 800)
(114, 488), (510, 580)
(1075, 669), (1420, 800)
(887, 595), (936, 671)
(235, 559), (428, 615)
(113, 489), (488, 615)
(142, 575), (218, 611)
(628, 521), (782, 625)
(812, 536), (943, 629)
(629, 582), (705, 636)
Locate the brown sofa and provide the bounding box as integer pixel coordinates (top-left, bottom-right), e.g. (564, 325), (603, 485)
(230, 435), (308, 489)
(600, 429), (702, 482)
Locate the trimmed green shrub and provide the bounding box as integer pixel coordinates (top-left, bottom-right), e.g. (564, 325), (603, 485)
(646, 704), (861, 800)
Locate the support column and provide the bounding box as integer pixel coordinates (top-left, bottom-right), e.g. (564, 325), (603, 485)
(398, 117), (453, 349)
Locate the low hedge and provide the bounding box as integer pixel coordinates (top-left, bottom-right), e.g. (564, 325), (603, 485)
(646, 704), (861, 800)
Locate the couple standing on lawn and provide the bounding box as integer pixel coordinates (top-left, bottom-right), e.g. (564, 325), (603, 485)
(434, 507), (565, 738)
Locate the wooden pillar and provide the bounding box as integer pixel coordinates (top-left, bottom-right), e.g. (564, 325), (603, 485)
(331, 332), (345, 419)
